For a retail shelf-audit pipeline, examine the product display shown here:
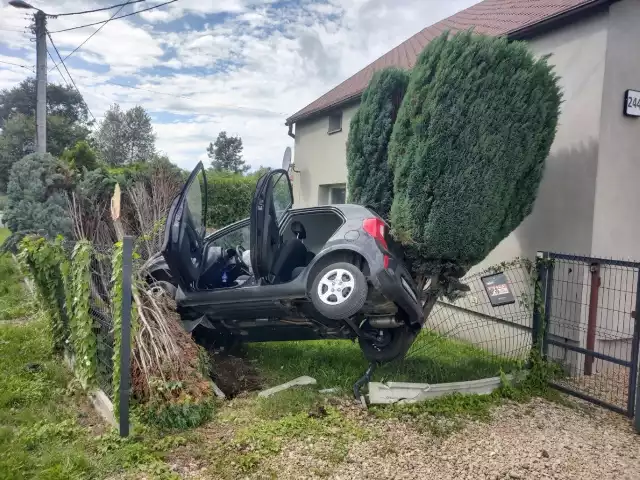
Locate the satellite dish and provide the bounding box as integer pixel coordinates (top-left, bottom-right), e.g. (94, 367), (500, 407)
(282, 147), (292, 171)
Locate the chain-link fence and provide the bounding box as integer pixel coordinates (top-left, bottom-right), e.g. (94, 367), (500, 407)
(90, 243), (118, 397)
(379, 260), (535, 383)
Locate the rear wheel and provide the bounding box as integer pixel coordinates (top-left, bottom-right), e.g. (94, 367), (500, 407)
(310, 262), (368, 320)
(358, 322), (417, 363)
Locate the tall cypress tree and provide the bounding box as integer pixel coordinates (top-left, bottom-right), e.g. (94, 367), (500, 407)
(389, 31), (561, 288)
(347, 68), (410, 219)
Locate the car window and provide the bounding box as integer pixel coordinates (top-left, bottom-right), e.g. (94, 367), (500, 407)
(185, 169), (206, 237)
(271, 172), (292, 223)
(210, 224), (250, 251)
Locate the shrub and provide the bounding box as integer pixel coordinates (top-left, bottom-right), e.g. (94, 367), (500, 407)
(207, 171), (257, 228)
(347, 68), (410, 219)
(389, 31), (561, 285)
(4, 153), (73, 239)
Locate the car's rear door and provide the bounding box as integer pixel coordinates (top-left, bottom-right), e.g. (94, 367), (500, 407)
(250, 169), (293, 282)
(162, 162), (207, 289)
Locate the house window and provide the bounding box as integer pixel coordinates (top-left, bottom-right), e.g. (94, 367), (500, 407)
(328, 112), (342, 134)
(319, 184), (347, 205)
(330, 185), (346, 204)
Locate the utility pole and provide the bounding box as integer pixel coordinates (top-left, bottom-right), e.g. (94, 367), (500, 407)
(10, 1), (47, 153)
(34, 10), (47, 154)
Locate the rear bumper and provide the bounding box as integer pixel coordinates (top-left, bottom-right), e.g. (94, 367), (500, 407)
(373, 259), (424, 326)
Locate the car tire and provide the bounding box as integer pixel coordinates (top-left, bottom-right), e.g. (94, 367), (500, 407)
(310, 262), (368, 320)
(358, 323), (417, 363)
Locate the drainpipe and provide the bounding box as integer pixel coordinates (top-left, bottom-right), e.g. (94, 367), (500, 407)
(585, 263), (601, 376)
(287, 122), (295, 139)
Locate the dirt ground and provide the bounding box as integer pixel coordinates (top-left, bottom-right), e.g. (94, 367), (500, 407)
(252, 398), (640, 480)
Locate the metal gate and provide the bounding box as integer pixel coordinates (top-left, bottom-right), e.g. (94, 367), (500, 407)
(537, 252), (640, 418)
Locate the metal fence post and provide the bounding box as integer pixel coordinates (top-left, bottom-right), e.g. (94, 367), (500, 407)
(630, 267), (640, 425)
(119, 236), (133, 437)
(542, 254), (554, 359)
(532, 252), (549, 355)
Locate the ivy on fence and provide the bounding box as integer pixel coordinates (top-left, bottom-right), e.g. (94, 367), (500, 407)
(18, 236), (68, 353)
(69, 241), (96, 388)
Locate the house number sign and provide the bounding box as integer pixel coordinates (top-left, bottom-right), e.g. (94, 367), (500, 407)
(624, 89), (640, 117)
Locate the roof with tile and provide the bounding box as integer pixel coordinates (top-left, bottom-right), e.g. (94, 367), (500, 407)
(287, 0), (607, 124)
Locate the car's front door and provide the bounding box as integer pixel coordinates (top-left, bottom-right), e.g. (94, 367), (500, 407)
(250, 169), (293, 282)
(162, 162), (207, 289)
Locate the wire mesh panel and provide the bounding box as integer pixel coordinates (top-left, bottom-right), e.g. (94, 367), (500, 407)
(543, 253), (640, 415)
(90, 243), (116, 397)
(380, 260), (535, 383)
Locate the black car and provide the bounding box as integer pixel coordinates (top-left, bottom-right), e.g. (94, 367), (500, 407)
(148, 161), (424, 362)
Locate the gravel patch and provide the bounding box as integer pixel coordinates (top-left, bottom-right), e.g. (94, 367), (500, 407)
(265, 398), (640, 480)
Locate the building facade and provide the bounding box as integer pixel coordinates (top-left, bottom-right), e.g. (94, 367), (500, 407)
(287, 0), (640, 264)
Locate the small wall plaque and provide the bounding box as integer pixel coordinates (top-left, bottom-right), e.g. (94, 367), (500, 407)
(481, 272), (515, 307)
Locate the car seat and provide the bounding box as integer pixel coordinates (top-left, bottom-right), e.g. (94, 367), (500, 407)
(270, 239), (309, 283)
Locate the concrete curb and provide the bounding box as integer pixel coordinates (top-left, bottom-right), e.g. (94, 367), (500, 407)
(368, 373), (522, 405)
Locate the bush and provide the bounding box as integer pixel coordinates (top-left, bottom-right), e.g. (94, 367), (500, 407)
(389, 32), (561, 281)
(4, 153), (73, 239)
(347, 68), (409, 219)
(207, 171), (257, 228)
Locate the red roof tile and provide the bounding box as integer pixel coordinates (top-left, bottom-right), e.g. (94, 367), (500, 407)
(287, 0), (603, 124)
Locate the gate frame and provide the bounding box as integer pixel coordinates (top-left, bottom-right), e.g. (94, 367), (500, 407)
(535, 251), (640, 420)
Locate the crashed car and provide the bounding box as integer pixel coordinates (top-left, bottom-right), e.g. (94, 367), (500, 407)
(148, 159), (424, 362)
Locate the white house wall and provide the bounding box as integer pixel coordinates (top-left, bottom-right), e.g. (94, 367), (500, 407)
(591, 0), (640, 260)
(291, 103), (359, 207)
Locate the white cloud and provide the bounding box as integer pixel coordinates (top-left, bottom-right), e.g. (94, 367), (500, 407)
(1, 0), (481, 171)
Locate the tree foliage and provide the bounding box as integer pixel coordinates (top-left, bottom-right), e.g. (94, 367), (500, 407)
(0, 78), (89, 128)
(95, 104), (156, 165)
(389, 32), (561, 284)
(4, 153), (73, 238)
(347, 68), (409, 219)
(389, 31), (561, 281)
(0, 114), (89, 193)
(61, 140), (99, 172)
(207, 131), (249, 173)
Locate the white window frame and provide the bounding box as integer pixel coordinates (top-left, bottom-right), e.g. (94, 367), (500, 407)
(327, 111), (342, 134)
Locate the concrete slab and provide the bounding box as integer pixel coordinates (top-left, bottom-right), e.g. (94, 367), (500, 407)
(369, 375), (518, 405)
(258, 376), (317, 398)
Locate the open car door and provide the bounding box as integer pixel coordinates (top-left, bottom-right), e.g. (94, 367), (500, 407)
(162, 162), (207, 290)
(250, 169), (293, 283)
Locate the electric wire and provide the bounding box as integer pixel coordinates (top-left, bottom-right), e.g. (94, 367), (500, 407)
(53, 0), (147, 17)
(48, 0), (134, 71)
(47, 31), (97, 122)
(48, 0), (178, 34)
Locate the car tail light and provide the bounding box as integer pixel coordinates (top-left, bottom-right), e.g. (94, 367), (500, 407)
(362, 217), (389, 250)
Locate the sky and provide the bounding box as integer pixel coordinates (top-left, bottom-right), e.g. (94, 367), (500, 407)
(0, 0), (480, 171)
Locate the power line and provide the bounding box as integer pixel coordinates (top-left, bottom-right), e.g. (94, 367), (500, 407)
(47, 49), (71, 88)
(49, 0), (178, 34)
(47, 31), (97, 122)
(0, 59), (33, 71)
(48, 0), (134, 72)
(54, 0), (147, 17)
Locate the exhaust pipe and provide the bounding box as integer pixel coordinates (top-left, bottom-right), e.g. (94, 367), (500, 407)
(367, 316), (402, 328)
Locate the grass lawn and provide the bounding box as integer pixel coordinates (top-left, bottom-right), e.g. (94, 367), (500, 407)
(246, 331), (520, 392)
(0, 253), (33, 323)
(0, 247), (534, 479)
(0, 227), (9, 245)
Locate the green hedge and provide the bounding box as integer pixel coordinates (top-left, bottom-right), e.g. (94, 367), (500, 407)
(206, 172), (258, 228)
(347, 68), (409, 219)
(389, 31), (561, 275)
